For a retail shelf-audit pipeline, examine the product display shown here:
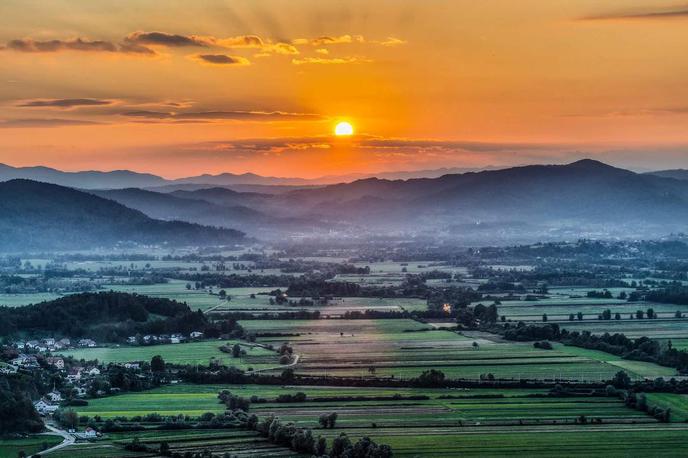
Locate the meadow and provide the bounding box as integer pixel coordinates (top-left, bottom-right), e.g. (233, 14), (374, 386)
(0, 435), (61, 458)
(58, 340), (279, 369)
(238, 319), (674, 380)
(66, 383), (679, 458)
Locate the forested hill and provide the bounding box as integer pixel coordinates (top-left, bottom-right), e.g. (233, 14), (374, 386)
(0, 179), (245, 250)
(0, 291), (210, 341)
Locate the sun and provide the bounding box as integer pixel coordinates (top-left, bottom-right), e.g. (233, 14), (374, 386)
(334, 121), (354, 136)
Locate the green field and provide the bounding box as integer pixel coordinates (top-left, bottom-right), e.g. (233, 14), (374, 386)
(557, 319), (688, 339)
(238, 319), (673, 380)
(0, 292), (63, 307)
(0, 435), (61, 458)
(58, 340), (279, 369)
(210, 296), (428, 316)
(645, 393), (688, 422)
(364, 426), (688, 457)
(73, 383), (547, 418)
(48, 429), (298, 458)
(65, 383), (682, 458)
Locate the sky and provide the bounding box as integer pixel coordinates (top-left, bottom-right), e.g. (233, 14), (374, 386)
(1, 0), (688, 178)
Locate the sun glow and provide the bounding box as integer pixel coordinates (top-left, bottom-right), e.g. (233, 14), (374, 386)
(334, 121), (354, 136)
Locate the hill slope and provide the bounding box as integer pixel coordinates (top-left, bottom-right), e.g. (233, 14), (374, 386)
(272, 160), (688, 236)
(0, 180), (244, 251)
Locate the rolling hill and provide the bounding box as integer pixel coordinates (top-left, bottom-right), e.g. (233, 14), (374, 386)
(0, 180), (244, 251)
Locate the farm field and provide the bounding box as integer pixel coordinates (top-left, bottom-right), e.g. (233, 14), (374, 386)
(48, 429), (299, 458)
(0, 435), (62, 457)
(361, 425), (688, 458)
(0, 291), (63, 307)
(556, 319), (688, 339)
(645, 393), (688, 422)
(58, 340), (279, 369)
(103, 280), (281, 312)
(496, 302), (688, 321)
(67, 383), (680, 458)
(210, 296), (428, 316)
(239, 319), (670, 380)
(72, 383), (548, 419)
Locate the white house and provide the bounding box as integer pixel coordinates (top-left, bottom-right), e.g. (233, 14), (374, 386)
(190, 331), (204, 339)
(34, 399), (59, 415)
(124, 362), (140, 370)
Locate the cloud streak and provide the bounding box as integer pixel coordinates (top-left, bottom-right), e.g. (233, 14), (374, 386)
(581, 6), (688, 21)
(0, 118), (103, 128)
(17, 98), (115, 108)
(292, 56), (370, 65)
(193, 54), (251, 66)
(122, 110), (323, 121)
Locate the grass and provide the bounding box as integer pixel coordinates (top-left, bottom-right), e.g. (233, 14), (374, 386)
(0, 435), (62, 458)
(362, 427), (688, 457)
(238, 319), (671, 381)
(645, 393), (688, 422)
(0, 292), (63, 307)
(73, 383), (548, 419)
(58, 340), (279, 369)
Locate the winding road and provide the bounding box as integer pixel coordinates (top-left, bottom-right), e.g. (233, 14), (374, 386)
(32, 424), (74, 456)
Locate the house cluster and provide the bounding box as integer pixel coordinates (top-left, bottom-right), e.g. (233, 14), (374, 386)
(14, 337), (97, 352)
(129, 331), (203, 345)
(33, 389), (64, 415)
(10, 353), (40, 369)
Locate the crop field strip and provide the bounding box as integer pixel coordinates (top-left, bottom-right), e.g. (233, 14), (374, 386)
(58, 340), (279, 369)
(67, 383), (676, 458)
(238, 319), (672, 380)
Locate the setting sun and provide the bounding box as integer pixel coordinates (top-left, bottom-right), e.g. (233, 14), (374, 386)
(334, 121), (354, 136)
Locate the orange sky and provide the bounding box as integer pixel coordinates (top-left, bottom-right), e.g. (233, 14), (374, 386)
(1, 0), (688, 178)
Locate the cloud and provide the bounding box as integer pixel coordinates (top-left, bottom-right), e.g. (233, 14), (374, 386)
(291, 56), (370, 65)
(581, 6), (688, 21)
(124, 31), (211, 47)
(6, 38), (118, 53)
(294, 35), (365, 46)
(193, 54), (251, 66)
(562, 106), (688, 118)
(0, 118), (103, 128)
(375, 37), (407, 46)
(4, 37), (155, 55)
(17, 98), (115, 108)
(121, 110), (323, 121)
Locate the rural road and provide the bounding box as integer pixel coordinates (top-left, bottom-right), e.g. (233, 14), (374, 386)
(32, 424), (74, 456)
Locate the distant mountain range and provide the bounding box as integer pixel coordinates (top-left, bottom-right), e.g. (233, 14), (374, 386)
(3, 159), (688, 250)
(90, 159), (688, 240)
(0, 180), (244, 251)
(0, 162), (497, 190)
(646, 169), (688, 181)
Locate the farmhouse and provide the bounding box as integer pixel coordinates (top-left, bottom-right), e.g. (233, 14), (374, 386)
(73, 427), (99, 439)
